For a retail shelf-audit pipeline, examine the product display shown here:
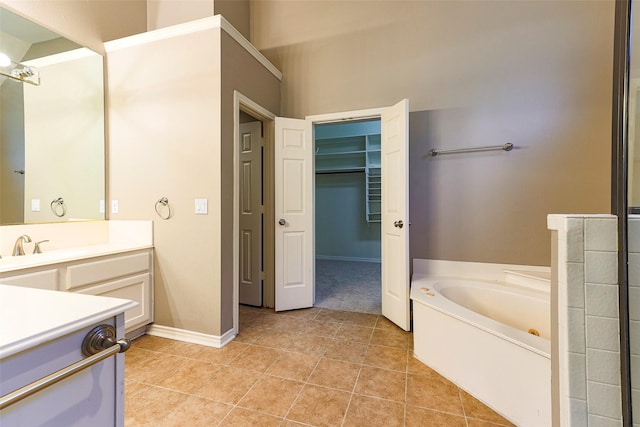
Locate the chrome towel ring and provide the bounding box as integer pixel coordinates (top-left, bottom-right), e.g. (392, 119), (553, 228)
(50, 197), (66, 217)
(155, 197), (172, 220)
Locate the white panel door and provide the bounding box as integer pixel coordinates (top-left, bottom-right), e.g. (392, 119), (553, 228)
(381, 99), (410, 331)
(274, 117), (314, 311)
(239, 121), (264, 306)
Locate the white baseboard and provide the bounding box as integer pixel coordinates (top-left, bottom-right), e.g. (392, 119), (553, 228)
(146, 324), (236, 348)
(316, 255), (381, 263)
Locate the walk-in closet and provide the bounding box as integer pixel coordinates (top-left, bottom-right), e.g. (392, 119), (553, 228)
(314, 119), (382, 314)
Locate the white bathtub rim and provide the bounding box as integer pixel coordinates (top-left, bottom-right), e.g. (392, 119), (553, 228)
(411, 276), (550, 359)
(432, 276), (550, 301)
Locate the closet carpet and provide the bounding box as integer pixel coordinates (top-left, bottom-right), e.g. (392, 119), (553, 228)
(315, 259), (381, 315)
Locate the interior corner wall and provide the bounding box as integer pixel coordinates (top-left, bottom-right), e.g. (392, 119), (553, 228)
(251, 0), (615, 266)
(147, 0), (213, 31)
(106, 26), (223, 336)
(144, 0), (249, 37)
(220, 30), (280, 333)
(214, 0), (250, 40)
(0, 0), (147, 52)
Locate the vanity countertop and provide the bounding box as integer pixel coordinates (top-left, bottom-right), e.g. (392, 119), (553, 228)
(0, 242), (152, 273)
(0, 284), (137, 359)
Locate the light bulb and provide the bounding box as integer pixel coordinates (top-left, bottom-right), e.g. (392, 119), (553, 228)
(0, 52), (11, 67)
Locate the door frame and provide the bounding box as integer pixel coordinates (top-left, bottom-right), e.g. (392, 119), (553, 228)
(233, 101), (403, 336)
(306, 107), (386, 125)
(232, 91), (276, 337)
(309, 102), (410, 331)
(306, 106), (387, 305)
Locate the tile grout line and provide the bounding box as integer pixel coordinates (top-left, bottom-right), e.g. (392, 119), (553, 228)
(126, 308), (459, 426)
(226, 310), (316, 425)
(459, 386), (470, 427)
(404, 345), (409, 427)
(274, 312), (337, 426)
(340, 362), (365, 427)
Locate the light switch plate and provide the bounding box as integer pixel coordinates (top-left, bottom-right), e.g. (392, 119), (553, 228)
(99, 200), (105, 214)
(31, 199), (40, 212)
(111, 200), (119, 214)
(195, 198), (208, 214)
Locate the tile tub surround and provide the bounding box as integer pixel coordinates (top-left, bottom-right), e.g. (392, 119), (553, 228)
(547, 214), (621, 426)
(628, 215), (640, 425)
(124, 306), (514, 426)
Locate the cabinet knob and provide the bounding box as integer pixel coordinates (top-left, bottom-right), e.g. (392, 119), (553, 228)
(82, 324), (131, 356)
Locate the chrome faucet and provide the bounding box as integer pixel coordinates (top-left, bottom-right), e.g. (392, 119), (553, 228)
(13, 235), (32, 256)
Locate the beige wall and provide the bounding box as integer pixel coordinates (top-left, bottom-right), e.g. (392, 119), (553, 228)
(215, 0), (250, 40)
(0, 0), (147, 52)
(146, 0), (250, 39)
(251, 0), (615, 266)
(631, 2), (640, 80)
(107, 27), (223, 336)
(220, 30), (280, 331)
(107, 22), (280, 336)
(147, 0), (213, 31)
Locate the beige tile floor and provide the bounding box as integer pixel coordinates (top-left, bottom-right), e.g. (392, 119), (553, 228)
(125, 306), (515, 426)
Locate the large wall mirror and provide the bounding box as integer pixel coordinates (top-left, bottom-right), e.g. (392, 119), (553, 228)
(0, 6), (105, 225)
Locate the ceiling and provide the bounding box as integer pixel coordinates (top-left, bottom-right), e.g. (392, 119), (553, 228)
(1, 7), (60, 43)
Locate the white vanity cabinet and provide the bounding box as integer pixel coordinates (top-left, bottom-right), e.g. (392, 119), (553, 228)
(0, 268), (58, 290)
(67, 250), (153, 333)
(0, 248), (153, 334)
(0, 286), (136, 427)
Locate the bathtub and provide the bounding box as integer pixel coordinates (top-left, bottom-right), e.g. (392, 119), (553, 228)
(411, 274), (551, 427)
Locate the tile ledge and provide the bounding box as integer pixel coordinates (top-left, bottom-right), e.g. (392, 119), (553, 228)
(548, 214), (616, 231)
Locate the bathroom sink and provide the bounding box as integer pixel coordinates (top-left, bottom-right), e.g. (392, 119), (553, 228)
(0, 244), (144, 273)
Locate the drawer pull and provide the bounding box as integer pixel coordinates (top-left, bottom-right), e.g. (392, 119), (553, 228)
(0, 324), (130, 410)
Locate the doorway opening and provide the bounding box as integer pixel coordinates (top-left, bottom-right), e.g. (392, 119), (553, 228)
(238, 110), (265, 307)
(232, 91), (276, 338)
(233, 99), (410, 335)
(313, 119), (382, 314)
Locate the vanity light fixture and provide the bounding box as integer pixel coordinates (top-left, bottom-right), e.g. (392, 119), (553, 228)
(0, 51), (40, 86)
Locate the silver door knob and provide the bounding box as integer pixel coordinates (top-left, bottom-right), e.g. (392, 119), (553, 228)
(278, 219), (286, 226)
(394, 220), (404, 228)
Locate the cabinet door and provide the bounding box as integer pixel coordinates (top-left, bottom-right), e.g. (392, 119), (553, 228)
(76, 273), (152, 332)
(0, 317), (124, 427)
(66, 251), (151, 290)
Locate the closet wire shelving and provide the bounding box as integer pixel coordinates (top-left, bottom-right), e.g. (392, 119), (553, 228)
(315, 133), (381, 223)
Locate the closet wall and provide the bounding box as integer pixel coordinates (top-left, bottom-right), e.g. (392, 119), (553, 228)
(315, 120), (381, 262)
